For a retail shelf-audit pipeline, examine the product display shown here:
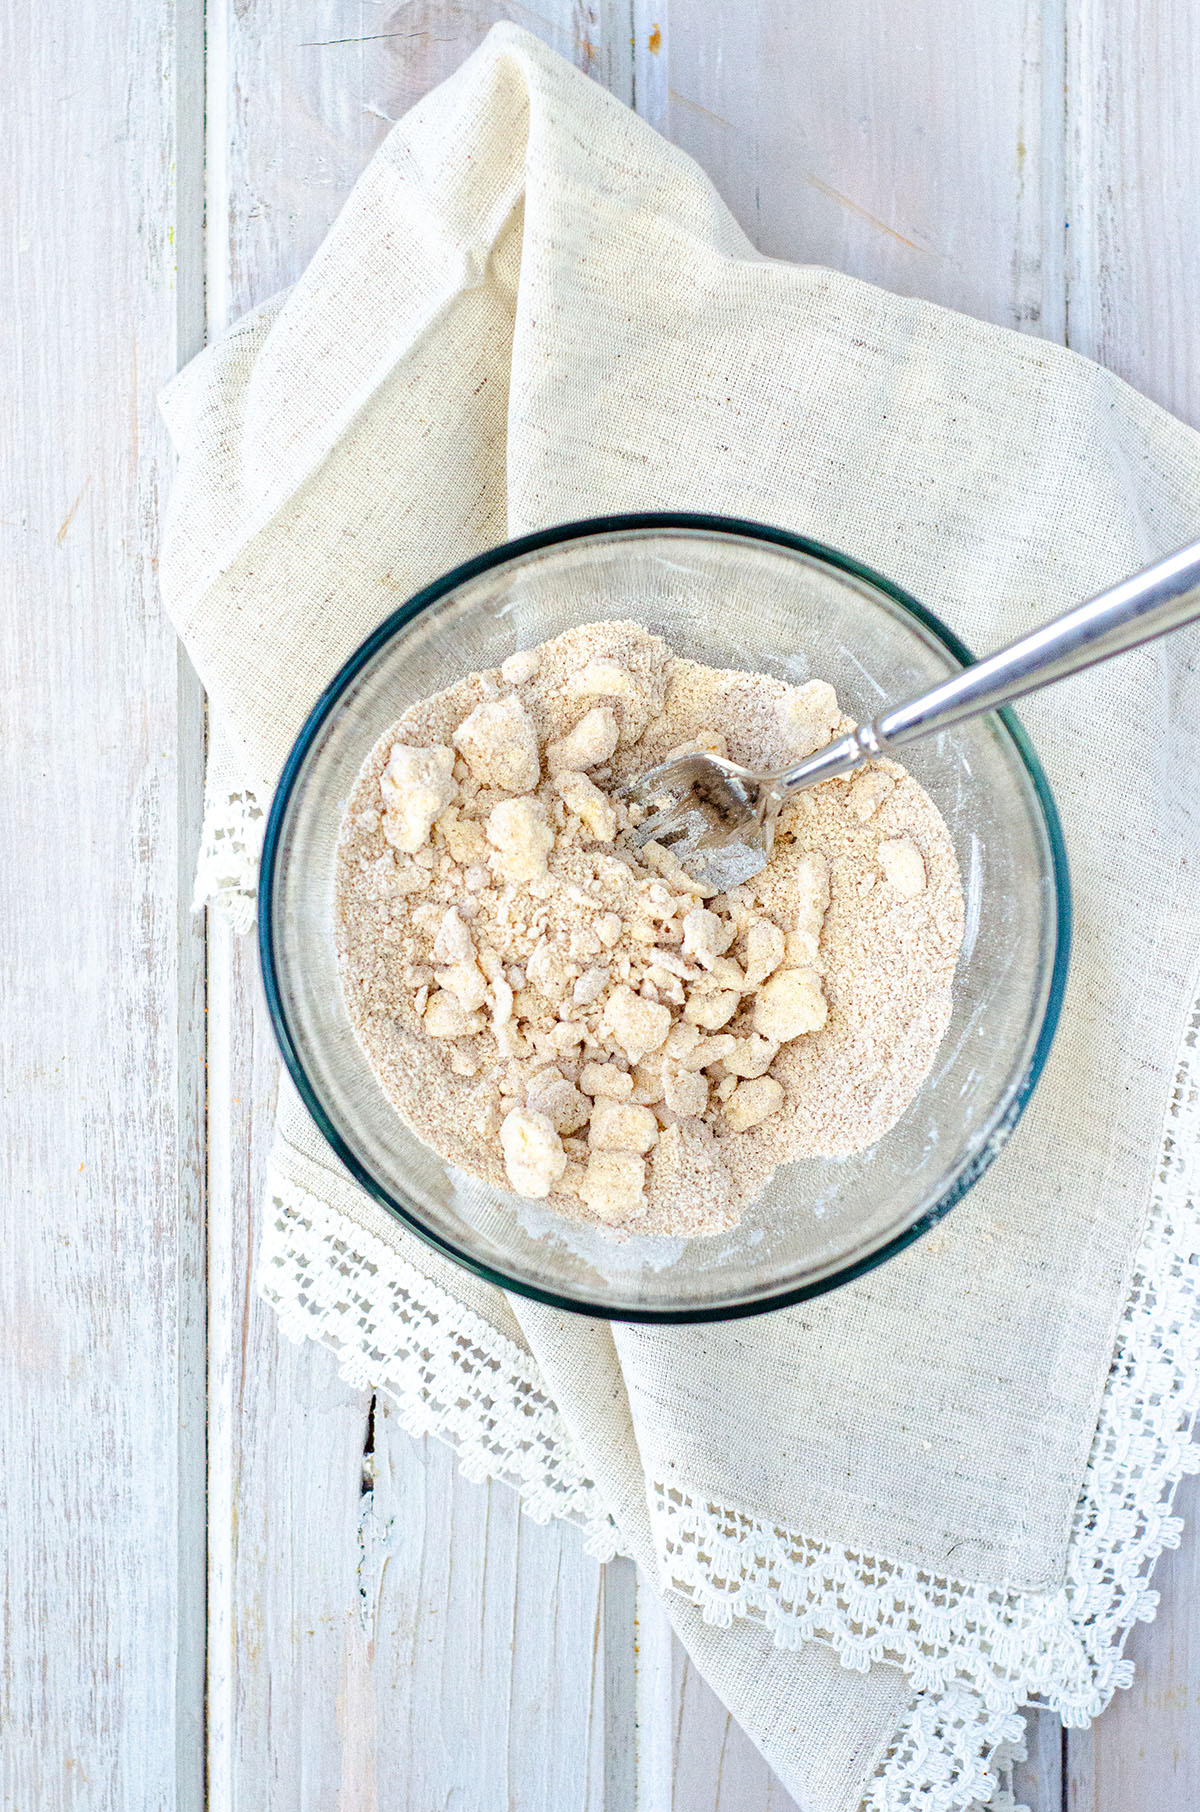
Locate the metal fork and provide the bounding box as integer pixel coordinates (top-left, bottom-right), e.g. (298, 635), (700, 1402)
(622, 539), (1200, 893)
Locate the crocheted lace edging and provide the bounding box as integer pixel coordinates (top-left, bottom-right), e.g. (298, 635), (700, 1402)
(194, 785), (266, 935)
(660, 993), (1200, 1810)
(258, 1176), (626, 1560)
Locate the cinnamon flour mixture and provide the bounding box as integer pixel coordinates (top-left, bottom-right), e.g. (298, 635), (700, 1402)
(334, 623), (964, 1237)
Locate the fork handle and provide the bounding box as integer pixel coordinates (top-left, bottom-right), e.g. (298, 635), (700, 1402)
(782, 538), (1200, 789)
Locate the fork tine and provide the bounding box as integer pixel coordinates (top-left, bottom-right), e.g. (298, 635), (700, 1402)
(625, 807), (676, 845)
(627, 805), (711, 850)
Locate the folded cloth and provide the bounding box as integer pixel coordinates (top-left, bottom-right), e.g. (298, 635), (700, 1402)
(161, 25), (1200, 1810)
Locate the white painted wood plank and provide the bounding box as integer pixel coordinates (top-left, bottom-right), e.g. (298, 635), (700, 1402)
(656, 0), (1062, 334)
(1, 5), (207, 1810)
(362, 1402), (608, 1811)
(208, 0), (621, 315)
(1064, 0), (1200, 422)
(670, 1657), (805, 1812)
(1010, 1709), (1064, 1812)
(204, 7), (625, 1810)
(202, 10), (386, 1799)
(206, 941), (611, 1812)
(205, 924), (382, 1810)
(635, 1585), (804, 1811)
(1068, 1485), (1200, 1811)
(1063, 4), (1200, 1803)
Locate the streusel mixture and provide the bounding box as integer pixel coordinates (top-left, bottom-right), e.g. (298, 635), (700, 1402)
(334, 622), (964, 1237)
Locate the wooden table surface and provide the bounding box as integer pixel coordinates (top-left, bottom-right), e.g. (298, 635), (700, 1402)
(6, 3), (1199, 1808)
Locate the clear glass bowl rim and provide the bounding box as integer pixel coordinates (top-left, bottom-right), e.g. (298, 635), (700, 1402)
(258, 511), (1073, 1324)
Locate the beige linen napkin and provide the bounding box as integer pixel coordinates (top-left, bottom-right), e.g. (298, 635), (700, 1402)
(162, 26), (1200, 1809)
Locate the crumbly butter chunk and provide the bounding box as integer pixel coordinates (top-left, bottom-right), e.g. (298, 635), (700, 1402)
(704, 954), (747, 992)
(664, 1021), (702, 1065)
(438, 811), (489, 865)
(487, 796), (555, 882)
(567, 660), (648, 743)
(720, 1033), (779, 1079)
(681, 906), (731, 968)
(588, 1098), (659, 1154)
(572, 964), (612, 1006)
(437, 958), (490, 1013)
(665, 728), (729, 762)
(546, 706), (619, 772)
(581, 1150), (646, 1221)
(579, 1061), (633, 1099)
(846, 766), (895, 822)
(526, 1076), (591, 1135)
(630, 1057), (665, 1105)
(723, 1075), (785, 1131)
(663, 1066), (708, 1118)
(752, 968), (828, 1042)
(647, 966), (686, 1007)
(683, 990), (740, 1031)
(432, 906), (473, 966)
(786, 852), (831, 966)
(644, 947), (694, 982)
(423, 989), (484, 1039)
(603, 986), (672, 1062)
(453, 695), (540, 792)
(742, 920), (786, 988)
(879, 837), (927, 897)
(379, 743), (456, 853)
(639, 839), (709, 896)
(595, 911), (623, 949)
(557, 770), (618, 841)
(776, 679), (841, 761)
(488, 969), (514, 1029)
(501, 649), (540, 687)
(500, 1105), (568, 1197)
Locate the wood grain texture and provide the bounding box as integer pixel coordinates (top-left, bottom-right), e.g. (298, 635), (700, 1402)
(206, 0), (622, 323)
(362, 1403), (608, 1812)
(1060, 5), (1200, 1808)
(1067, 1483), (1200, 1812)
(1064, 0), (1200, 422)
(206, 912), (612, 1808)
(656, 0), (1063, 333)
(634, 1590), (803, 1811)
(0, 4), (207, 1810)
(205, 922), (377, 1810)
(1012, 1707), (1066, 1812)
(203, 6), (624, 1810)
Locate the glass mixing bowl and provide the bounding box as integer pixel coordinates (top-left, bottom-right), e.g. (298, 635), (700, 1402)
(259, 514), (1070, 1322)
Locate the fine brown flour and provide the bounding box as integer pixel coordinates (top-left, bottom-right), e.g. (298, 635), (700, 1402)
(334, 622), (964, 1237)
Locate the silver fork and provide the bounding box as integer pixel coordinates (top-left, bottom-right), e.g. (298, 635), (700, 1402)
(622, 539), (1200, 893)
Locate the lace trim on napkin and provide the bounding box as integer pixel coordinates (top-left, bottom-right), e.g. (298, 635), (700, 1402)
(658, 990), (1200, 1809)
(862, 1688), (1029, 1812)
(194, 785), (266, 934)
(258, 1176), (627, 1560)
